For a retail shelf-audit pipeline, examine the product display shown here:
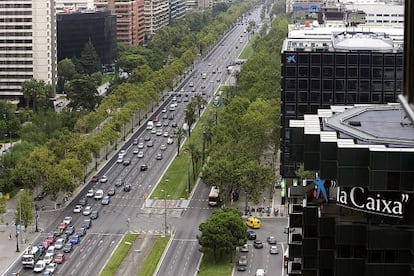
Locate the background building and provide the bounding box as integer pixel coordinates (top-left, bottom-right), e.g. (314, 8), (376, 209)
(55, 0), (95, 13)
(95, 0), (145, 46)
(57, 10), (116, 65)
(0, 0), (57, 99)
(144, 0), (170, 36)
(170, 0), (186, 21)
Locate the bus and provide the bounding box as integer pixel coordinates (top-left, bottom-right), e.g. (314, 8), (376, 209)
(21, 246), (41, 268)
(208, 186), (221, 207)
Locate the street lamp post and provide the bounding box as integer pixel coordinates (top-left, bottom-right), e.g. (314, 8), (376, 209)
(161, 189), (168, 236)
(35, 204), (39, 232)
(15, 223), (19, 252)
(202, 130), (206, 165)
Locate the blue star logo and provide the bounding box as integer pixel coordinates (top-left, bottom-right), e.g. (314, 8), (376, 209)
(313, 177), (328, 202)
(287, 55), (296, 63)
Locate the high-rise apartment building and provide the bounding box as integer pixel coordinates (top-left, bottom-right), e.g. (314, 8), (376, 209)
(95, 0), (145, 46)
(0, 0), (57, 99)
(55, 0), (95, 13)
(170, 0), (186, 21)
(144, 0), (169, 36)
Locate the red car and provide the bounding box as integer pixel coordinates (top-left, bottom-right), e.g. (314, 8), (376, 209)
(91, 175), (99, 182)
(43, 239), (52, 249)
(54, 253), (65, 264)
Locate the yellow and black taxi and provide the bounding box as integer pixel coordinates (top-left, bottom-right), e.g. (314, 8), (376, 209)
(246, 216), (261, 229)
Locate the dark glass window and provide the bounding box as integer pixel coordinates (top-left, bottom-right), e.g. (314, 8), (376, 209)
(346, 93), (357, 103)
(323, 79), (333, 90)
(396, 68), (403, 80)
(372, 93), (382, 103)
(322, 92), (333, 103)
(285, 66), (297, 77)
(298, 66), (308, 77)
(310, 53), (321, 64)
(298, 53), (309, 64)
(310, 104), (319, 114)
(383, 80), (395, 91)
(372, 54), (383, 66)
(396, 80), (402, 92)
(384, 93), (395, 102)
(359, 80), (370, 92)
(286, 104), (296, 115)
(310, 79), (321, 90)
(347, 79), (357, 91)
(335, 67), (345, 78)
(310, 92), (321, 102)
(347, 67), (358, 78)
(310, 66), (320, 77)
(298, 79), (308, 90)
(372, 68), (383, 79)
(384, 55), (395, 66)
(348, 54), (358, 65)
(334, 93), (345, 103)
(323, 54), (333, 65)
(285, 79), (296, 91)
(396, 54), (403, 66)
(335, 54), (346, 65)
(297, 104), (308, 116)
(322, 67), (333, 77)
(371, 81), (382, 92)
(285, 91), (296, 102)
(384, 68), (394, 79)
(359, 93), (370, 103)
(335, 79), (345, 91)
(359, 67), (370, 78)
(298, 92), (308, 102)
(360, 54), (371, 65)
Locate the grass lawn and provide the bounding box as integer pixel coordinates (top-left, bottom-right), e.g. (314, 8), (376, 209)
(137, 236), (170, 276)
(239, 32), (259, 60)
(198, 251), (234, 276)
(100, 233), (138, 276)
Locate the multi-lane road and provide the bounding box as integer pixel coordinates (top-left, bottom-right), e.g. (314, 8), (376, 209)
(6, 6), (272, 276)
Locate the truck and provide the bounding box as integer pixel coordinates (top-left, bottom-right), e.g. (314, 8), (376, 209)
(21, 246), (41, 268)
(146, 121), (154, 130)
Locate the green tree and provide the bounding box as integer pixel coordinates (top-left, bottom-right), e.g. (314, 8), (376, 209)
(66, 76), (101, 111)
(118, 54), (147, 73)
(15, 190), (34, 229)
(175, 127), (185, 156)
(21, 79), (54, 112)
(79, 39), (101, 75)
(58, 58), (77, 81)
(197, 207), (247, 261)
(184, 102), (197, 137)
(295, 164), (315, 180)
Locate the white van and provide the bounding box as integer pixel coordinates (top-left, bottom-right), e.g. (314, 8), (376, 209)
(146, 121), (154, 130)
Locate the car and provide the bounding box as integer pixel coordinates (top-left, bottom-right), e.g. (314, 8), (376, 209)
(123, 184), (131, 192)
(267, 236), (277, 244)
(237, 265), (247, 272)
(117, 156), (124, 163)
(240, 244), (249, 252)
(137, 151), (144, 158)
(82, 206), (92, 216)
(54, 238), (65, 250)
(151, 128), (156, 134)
(94, 189), (104, 200)
(133, 148), (139, 154)
(90, 210), (99, 220)
(247, 230), (256, 240)
(53, 228), (61, 237)
(133, 138), (139, 145)
(101, 196), (110, 205)
(123, 159), (131, 166)
(33, 260), (46, 273)
(163, 131), (169, 137)
(163, 121), (169, 127)
(246, 216), (261, 229)
(86, 189), (94, 198)
(46, 246), (55, 256)
(63, 216), (72, 225)
(156, 153), (163, 160)
(162, 113), (168, 119)
(73, 205), (82, 213)
(155, 122), (162, 127)
(138, 142), (144, 149)
(147, 140), (154, 147)
(107, 187), (115, 196)
(183, 97), (189, 102)
(65, 226), (75, 235)
(45, 262), (57, 273)
(43, 254), (54, 265)
(119, 150), (126, 156)
(153, 116), (159, 122)
(100, 175), (108, 183)
(42, 240), (52, 250)
(82, 219), (92, 229)
(167, 138), (174, 144)
(70, 234), (80, 245)
(91, 175), (99, 182)
(144, 135), (151, 141)
(140, 164), (148, 171)
(156, 129), (162, 136)
(208, 62), (212, 66)
(162, 108), (167, 113)
(255, 269), (265, 276)
(177, 98), (182, 103)
(253, 240), (264, 249)
(269, 245), (279, 254)
(46, 235), (55, 244)
(238, 255), (248, 266)
(78, 197), (87, 206)
(60, 234), (69, 243)
(189, 82), (194, 87)
(171, 121), (177, 128)
(54, 253), (65, 264)
(37, 244), (46, 255)
(115, 178), (124, 187)
(76, 227), (87, 237)
(160, 144), (167, 151)
(63, 243), (73, 253)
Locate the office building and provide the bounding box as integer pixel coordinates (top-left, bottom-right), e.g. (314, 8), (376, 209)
(170, 0), (186, 21)
(0, 0), (57, 99)
(95, 0), (145, 46)
(55, 0), (95, 13)
(57, 10), (116, 65)
(280, 26), (404, 178)
(144, 0), (170, 36)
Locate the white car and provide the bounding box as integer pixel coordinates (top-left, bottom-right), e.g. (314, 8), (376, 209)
(100, 175), (108, 183)
(138, 142), (144, 149)
(156, 122), (162, 127)
(160, 144), (167, 151)
(63, 216), (72, 225)
(46, 246), (55, 256)
(86, 189), (94, 197)
(167, 138), (174, 144)
(163, 131), (169, 137)
(73, 205), (82, 213)
(150, 129), (156, 134)
(161, 108), (167, 113)
(117, 156), (123, 163)
(55, 238), (65, 250)
(33, 260), (46, 272)
(94, 189), (104, 200)
(137, 151), (144, 158)
(133, 148), (139, 154)
(83, 206), (92, 216)
(119, 150), (126, 156)
(156, 129), (162, 136)
(43, 254), (54, 265)
(45, 262), (57, 273)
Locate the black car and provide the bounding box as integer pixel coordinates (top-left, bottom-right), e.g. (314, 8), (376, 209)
(82, 219), (92, 229)
(123, 159), (131, 166)
(115, 178), (124, 187)
(60, 234), (69, 243)
(90, 210), (99, 220)
(123, 184), (131, 192)
(76, 227), (87, 237)
(247, 230), (256, 240)
(63, 243), (73, 253)
(253, 240), (263, 249)
(140, 164), (148, 171)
